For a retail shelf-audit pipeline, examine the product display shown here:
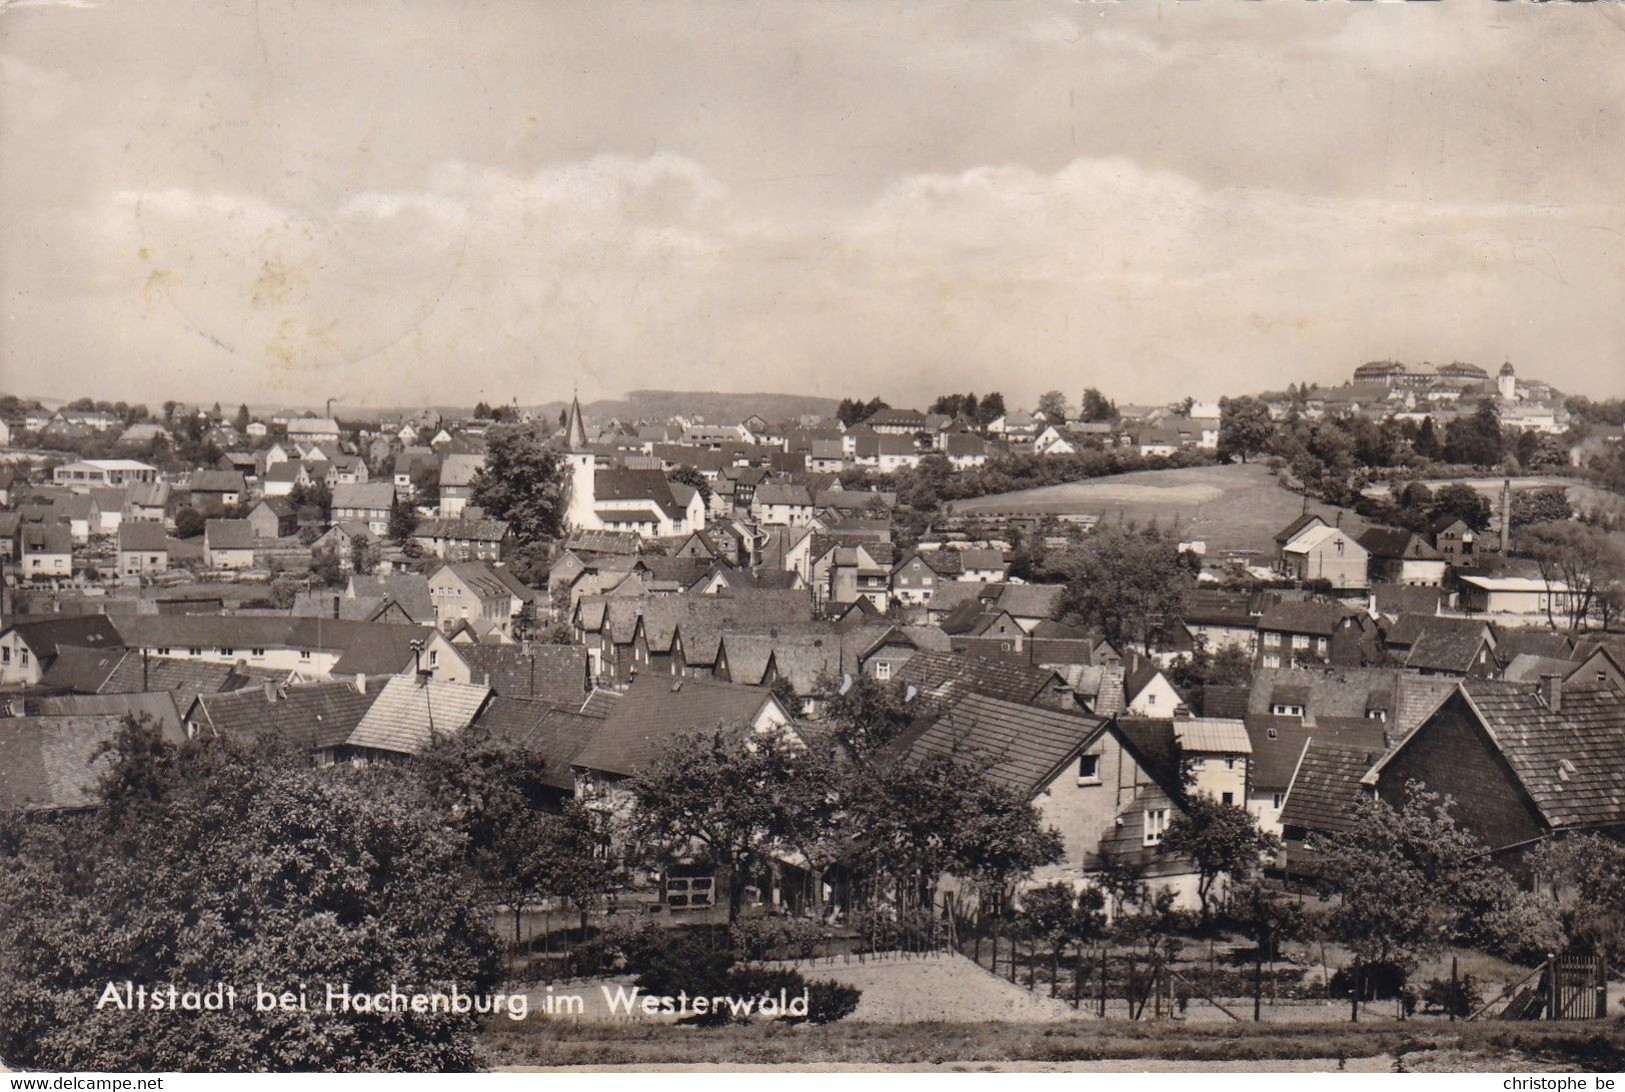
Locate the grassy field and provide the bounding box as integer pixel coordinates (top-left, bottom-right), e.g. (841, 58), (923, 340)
(480, 1011), (1625, 1071)
(946, 463), (1364, 556)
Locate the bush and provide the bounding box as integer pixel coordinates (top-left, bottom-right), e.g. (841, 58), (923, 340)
(1421, 973), (1483, 1017)
(1329, 961), (1409, 1001)
(794, 979), (863, 1024)
(729, 915), (825, 961)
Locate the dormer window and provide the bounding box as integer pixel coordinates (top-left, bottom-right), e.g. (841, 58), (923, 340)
(1077, 754), (1100, 783)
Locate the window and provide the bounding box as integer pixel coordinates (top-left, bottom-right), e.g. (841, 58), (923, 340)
(1, 647), (8, 663)
(1189, 756), (1206, 770)
(187, 648), (202, 657)
(1367, 709), (1387, 722)
(21, 650), (30, 666)
(1221, 792), (1234, 805)
(1144, 808), (1169, 846)
(1077, 754), (1099, 783)
(1292, 634), (1310, 650)
(1271, 703), (1304, 718)
(251, 648), (266, 658)
(1267, 727), (1277, 740)
(874, 660), (891, 681)
(1263, 654), (1280, 669)
(666, 875), (714, 909)
(429, 650), (439, 668)
(299, 650), (312, 661)
(157, 647), (170, 656)
(1225, 757), (1238, 770)
(1146, 693), (1156, 707)
(1273, 792), (1286, 810)
(1263, 632), (1281, 648)
(220, 648), (235, 657)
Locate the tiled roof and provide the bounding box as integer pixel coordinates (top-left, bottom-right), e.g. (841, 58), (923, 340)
(190, 469), (247, 493)
(98, 654), (272, 708)
(571, 674), (779, 778)
(0, 715), (126, 811)
(35, 646), (127, 694)
(579, 688), (622, 718)
(460, 643), (590, 704)
(344, 675), (491, 756)
(332, 482), (396, 511)
(191, 682), (377, 752)
(1358, 526), (1442, 560)
(895, 692), (1106, 796)
(1502, 653), (1578, 683)
(438, 453), (485, 487)
(992, 584), (1064, 620)
(118, 521), (169, 551)
(472, 696), (600, 791)
(1493, 629), (1574, 664)
(1258, 600), (1354, 637)
(1403, 618), (1493, 674)
(5, 615), (123, 659)
(1184, 589), (1257, 628)
(21, 692), (186, 744)
(1278, 741), (1380, 834)
(1455, 681), (1625, 829)
(112, 616), (439, 669)
(1201, 685), (1251, 719)
(205, 519), (256, 550)
(1371, 584), (1445, 617)
(894, 650), (1068, 712)
(1243, 714), (1389, 793)
(1173, 717), (1253, 755)
(413, 517), (511, 542)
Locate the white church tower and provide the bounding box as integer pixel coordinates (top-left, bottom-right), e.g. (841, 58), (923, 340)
(562, 393), (597, 531)
(1497, 361), (1516, 401)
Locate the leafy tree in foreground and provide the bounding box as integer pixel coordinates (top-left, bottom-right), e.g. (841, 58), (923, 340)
(0, 720), (501, 1072)
(1160, 796), (1279, 928)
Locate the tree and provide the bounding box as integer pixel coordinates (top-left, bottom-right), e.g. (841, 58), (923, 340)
(173, 506), (206, 539)
(1443, 399), (1505, 467)
(469, 424), (568, 547)
(976, 392), (1006, 427)
(388, 495), (418, 544)
(851, 750), (1062, 914)
(819, 674), (915, 758)
(289, 480), (332, 525)
(1217, 396), (1274, 464)
(1311, 785), (1500, 1008)
(1509, 486), (1571, 531)
(1160, 796), (1279, 928)
(669, 464), (713, 505)
(1054, 525), (1193, 653)
(233, 403), (251, 433)
(1530, 834), (1625, 965)
(1167, 645), (1253, 714)
(352, 533), (380, 576)
(1516, 520), (1625, 631)
(627, 726), (803, 923)
(1428, 482), (1493, 533)
(0, 720), (502, 1071)
(1036, 390), (1069, 422)
(1078, 387), (1116, 423)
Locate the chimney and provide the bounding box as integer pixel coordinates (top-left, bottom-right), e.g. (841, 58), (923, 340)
(263, 681), (277, 702)
(356, 673), (366, 694)
(1500, 477), (1512, 554)
(1539, 673), (1562, 714)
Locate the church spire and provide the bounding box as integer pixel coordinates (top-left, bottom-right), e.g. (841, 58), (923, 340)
(564, 390), (589, 451)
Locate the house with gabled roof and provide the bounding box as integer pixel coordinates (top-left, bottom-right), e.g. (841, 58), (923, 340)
(117, 521), (170, 579)
(331, 481), (396, 536)
(342, 674), (492, 760)
(1402, 617), (1497, 678)
(1357, 526), (1446, 587)
(19, 522), (73, 582)
(1363, 677), (1625, 866)
(412, 515), (512, 561)
(204, 518), (256, 569)
(189, 469), (247, 513)
(0, 615), (123, 687)
(471, 696), (600, 808)
(185, 681), (378, 766)
(894, 693), (1206, 908)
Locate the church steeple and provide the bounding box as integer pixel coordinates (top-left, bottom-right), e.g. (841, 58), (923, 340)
(564, 390), (589, 451)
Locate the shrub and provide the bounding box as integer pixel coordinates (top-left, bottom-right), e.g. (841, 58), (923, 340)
(794, 979), (863, 1024)
(729, 915), (825, 961)
(1421, 973), (1483, 1017)
(1329, 961), (1409, 1001)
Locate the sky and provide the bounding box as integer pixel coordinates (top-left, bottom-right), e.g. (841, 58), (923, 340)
(2, 0), (1623, 411)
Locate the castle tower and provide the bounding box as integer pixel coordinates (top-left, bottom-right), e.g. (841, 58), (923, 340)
(1497, 361), (1516, 401)
(562, 393), (597, 532)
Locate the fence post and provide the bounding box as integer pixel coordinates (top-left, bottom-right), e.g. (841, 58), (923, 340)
(1027, 941), (1035, 991)
(1073, 947), (1082, 1010)
(1100, 947), (1108, 1018)
(1254, 949), (1263, 1022)
(1449, 956), (1459, 1023)
(1547, 954), (1559, 1021)
(1600, 953), (1609, 1019)
(1009, 934), (1017, 984)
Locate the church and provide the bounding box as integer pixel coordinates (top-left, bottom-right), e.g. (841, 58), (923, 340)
(559, 396), (706, 539)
